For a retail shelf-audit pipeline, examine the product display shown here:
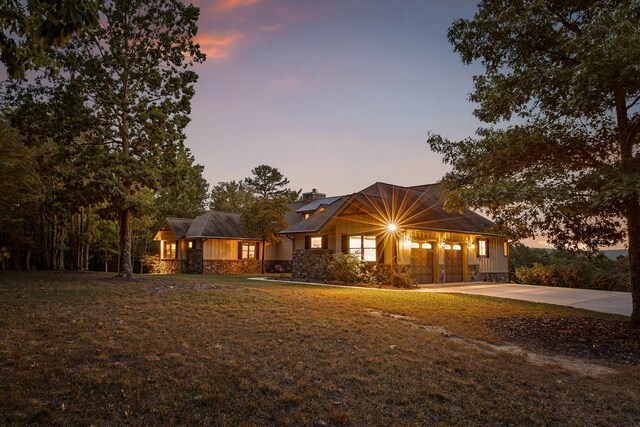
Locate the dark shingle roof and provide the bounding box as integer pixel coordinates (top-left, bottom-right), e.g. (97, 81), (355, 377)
(296, 197), (342, 213)
(186, 211), (256, 239)
(280, 182), (496, 235)
(164, 217), (192, 238)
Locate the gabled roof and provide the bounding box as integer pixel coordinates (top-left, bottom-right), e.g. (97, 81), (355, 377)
(186, 211), (254, 239)
(163, 217), (192, 238)
(296, 196), (342, 213)
(280, 182), (497, 235)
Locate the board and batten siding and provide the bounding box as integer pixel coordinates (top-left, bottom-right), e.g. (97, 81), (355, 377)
(203, 239), (238, 260)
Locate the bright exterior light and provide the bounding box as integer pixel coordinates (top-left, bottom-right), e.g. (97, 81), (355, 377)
(388, 223), (397, 232)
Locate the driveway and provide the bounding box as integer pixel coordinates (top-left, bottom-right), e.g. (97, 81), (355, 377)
(419, 283), (632, 317)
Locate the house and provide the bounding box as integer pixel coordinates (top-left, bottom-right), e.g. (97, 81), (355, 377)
(154, 183), (510, 283)
(280, 182), (509, 283)
(152, 190), (316, 274)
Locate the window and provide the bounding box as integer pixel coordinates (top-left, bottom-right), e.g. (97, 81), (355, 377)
(240, 242), (257, 259)
(303, 213), (311, 219)
(188, 241), (194, 249)
(478, 239), (489, 257)
(503, 241), (509, 257)
(310, 237), (323, 248)
(163, 241), (177, 259)
(348, 235), (377, 262)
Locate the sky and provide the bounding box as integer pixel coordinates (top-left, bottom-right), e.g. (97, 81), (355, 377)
(186, 0), (483, 196)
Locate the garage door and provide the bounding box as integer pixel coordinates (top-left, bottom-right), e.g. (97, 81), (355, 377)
(444, 248), (463, 283)
(410, 248), (433, 284)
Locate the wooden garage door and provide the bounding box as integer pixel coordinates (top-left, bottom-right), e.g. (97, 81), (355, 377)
(410, 248), (433, 284)
(444, 249), (463, 283)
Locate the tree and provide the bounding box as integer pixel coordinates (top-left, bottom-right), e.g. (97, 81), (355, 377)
(0, 0), (99, 78)
(50, 0), (205, 278)
(210, 180), (252, 212)
(427, 1), (640, 324)
(241, 165), (295, 274)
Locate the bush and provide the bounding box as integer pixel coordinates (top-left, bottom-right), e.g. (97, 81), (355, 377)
(373, 265), (416, 288)
(142, 254), (162, 274)
(326, 253), (365, 283)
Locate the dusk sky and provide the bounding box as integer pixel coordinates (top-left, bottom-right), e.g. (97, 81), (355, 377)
(187, 0), (483, 196)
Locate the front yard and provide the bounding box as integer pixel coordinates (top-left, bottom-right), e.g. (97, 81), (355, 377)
(1, 272), (639, 425)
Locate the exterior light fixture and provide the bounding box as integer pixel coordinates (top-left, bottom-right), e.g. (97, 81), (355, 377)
(388, 223), (397, 232)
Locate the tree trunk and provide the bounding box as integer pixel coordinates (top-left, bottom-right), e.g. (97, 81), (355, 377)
(261, 236), (266, 274)
(118, 208), (133, 278)
(628, 206), (640, 325)
(105, 248), (108, 273)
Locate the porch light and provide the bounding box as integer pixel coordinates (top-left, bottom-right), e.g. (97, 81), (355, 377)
(452, 244), (462, 251)
(422, 243), (432, 249)
(387, 223), (397, 232)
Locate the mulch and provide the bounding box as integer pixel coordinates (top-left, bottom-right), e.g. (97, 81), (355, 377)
(486, 316), (640, 364)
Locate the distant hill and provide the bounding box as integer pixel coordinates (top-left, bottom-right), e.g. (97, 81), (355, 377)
(601, 249), (628, 260)
(532, 248), (627, 260)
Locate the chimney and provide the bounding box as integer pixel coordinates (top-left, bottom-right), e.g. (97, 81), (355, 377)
(301, 188), (326, 203)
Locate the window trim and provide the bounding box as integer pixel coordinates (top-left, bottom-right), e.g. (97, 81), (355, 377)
(346, 234), (377, 262)
(503, 241), (509, 257)
(239, 242), (259, 260)
(162, 240), (178, 259)
(477, 239), (489, 258)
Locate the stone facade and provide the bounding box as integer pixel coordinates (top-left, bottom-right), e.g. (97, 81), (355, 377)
(203, 259), (261, 274)
(264, 260), (293, 273)
(468, 264), (480, 281)
(185, 249), (203, 274)
(438, 264), (446, 283)
(292, 249), (334, 280)
(479, 272), (510, 283)
(157, 259), (184, 274)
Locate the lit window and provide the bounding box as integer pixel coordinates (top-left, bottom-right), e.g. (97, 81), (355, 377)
(163, 241), (177, 259)
(503, 241), (509, 257)
(188, 241), (193, 249)
(349, 235), (377, 262)
(478, 239), (489, 257)
(452, 244), (462, 251)
(443, 244), (451, 250)
(410, 242), (420, 248)
(240, 242), (256, 259)
(304, 213), (311, 219)
(310, 237), (323, 248)
(422, 243), (432, 249)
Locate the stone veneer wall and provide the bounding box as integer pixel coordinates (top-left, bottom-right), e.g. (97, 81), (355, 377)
(185, 249), (203, 274)
(292, 249), (334, 280)
(480, 272), (510, 283)
(467, 264), (480, 281)
(264, 260), (293, 273)
(157, 259), (184, 274)
(203, 260), (261, 274)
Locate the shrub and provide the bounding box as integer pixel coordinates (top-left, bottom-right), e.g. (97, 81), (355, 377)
(373, 265), (416, 288)
(326, 253), (364, 283)
(143, 254), (162, 274)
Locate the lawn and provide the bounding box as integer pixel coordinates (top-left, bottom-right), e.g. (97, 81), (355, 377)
(1, 272), (639, 425)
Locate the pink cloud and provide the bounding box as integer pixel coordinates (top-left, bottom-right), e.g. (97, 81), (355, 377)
(212, 0), (261, 12)
(193, 32), (245, 60)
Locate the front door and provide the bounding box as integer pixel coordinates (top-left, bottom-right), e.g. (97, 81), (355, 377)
(444, 248), (463, 283)
(410, 248), (433, 284)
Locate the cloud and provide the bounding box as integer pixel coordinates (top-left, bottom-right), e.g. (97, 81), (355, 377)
(259, 24), (283, 32)
(193, 32), (245, 60)
(212, 0), (261, 12)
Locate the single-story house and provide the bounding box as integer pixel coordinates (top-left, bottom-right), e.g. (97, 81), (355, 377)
(154, 183), (510, 283)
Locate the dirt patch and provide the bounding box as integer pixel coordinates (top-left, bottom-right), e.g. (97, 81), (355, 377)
(366, 309), (616, 377)
(151, 283), (240, 292)
(486, 316), (640, 364)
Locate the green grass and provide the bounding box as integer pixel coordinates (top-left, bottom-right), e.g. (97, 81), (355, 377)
(0, 271), (638, 425)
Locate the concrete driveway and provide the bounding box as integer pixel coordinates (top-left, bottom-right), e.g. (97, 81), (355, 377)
(419, 283), (632, 317)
